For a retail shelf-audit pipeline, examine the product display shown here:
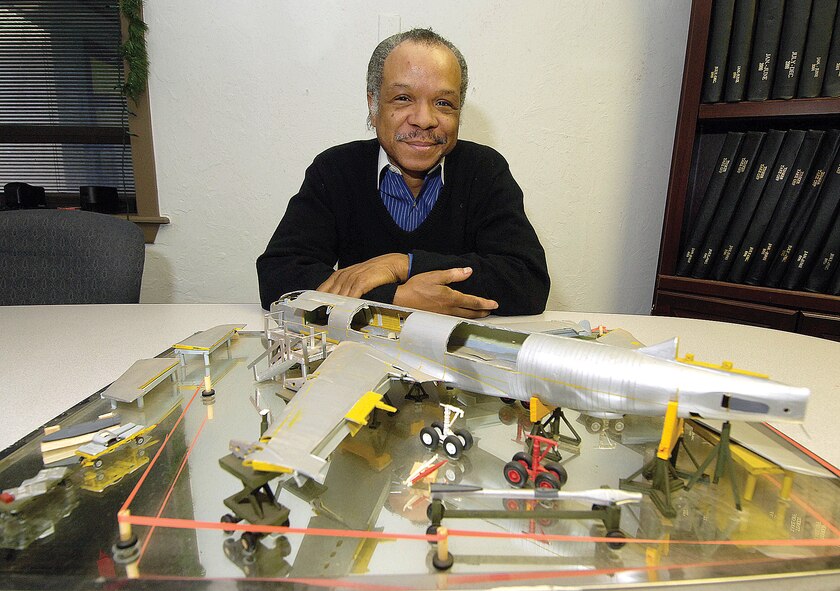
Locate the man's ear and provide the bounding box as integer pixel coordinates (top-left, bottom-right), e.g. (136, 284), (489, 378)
(366, 93), (378, 126)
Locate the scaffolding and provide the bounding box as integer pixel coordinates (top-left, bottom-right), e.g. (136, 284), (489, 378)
(260, 311), (334, 390)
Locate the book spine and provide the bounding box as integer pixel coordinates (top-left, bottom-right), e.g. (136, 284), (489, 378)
(746, 0), (787, 100)
(744, 129), (827, 284)
(822, 1), (840, 95)
(703, 0), (738, 103)
(724, 0), (759, 102)
(723, 129), (807, 283)
(677, 132), (746, 275)
(804, 213), (840, 291)
(693, 129), (786, 279)
(827, 259), (840, 294)
(772, 0), (814, 99)
(780, 147), (840, 289)
(763, 129), (840, 286)
(798, 0), (839, 97)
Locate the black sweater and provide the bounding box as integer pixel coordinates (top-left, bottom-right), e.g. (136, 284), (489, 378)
(256, 139), (549, 315)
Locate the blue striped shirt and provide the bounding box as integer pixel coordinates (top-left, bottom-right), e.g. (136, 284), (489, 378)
(377, 149), (444, 233)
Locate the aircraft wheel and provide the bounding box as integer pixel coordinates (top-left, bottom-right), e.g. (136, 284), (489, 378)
(504, 461), (528, 488)
(545, 462), (568, 486)
(431, 421), (444, 438)
(221, 513), (242, 534)
(610, 419), (625, 434)
(585, 417), (603, 433)
(498, 405), (516, 425)
(606, 530), (626, 549)
(512, 451), (532, 469)
(419, 427), (439, 450)
(534, 471), (561, 489)
(240, 531), (260, 554)
(426, 524), (439, 538)
(427, 501), (444, 523)
(520, 400), (531, 410)
(500, 397), (516, 405)
(454, 428), (473, 450)
(444, 465), (462, 484)
(443, 435), (463, 459)
(94, 459), (103, 469)
(276, 535), (292, 557)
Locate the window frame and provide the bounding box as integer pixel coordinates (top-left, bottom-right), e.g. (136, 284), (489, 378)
(0, 2), (167, 243)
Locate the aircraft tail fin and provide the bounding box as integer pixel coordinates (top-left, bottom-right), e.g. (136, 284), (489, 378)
(638, 337), (678, 360)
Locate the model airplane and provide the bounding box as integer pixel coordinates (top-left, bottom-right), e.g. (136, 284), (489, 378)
(241, 290), (809, 485)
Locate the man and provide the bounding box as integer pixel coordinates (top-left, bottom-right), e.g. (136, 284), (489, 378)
(257, 28), (549, 317)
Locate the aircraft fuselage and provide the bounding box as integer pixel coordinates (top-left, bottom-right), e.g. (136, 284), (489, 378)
(271, 291), (808, 424)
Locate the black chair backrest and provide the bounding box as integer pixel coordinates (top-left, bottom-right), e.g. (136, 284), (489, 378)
(0, 210), (145, 305)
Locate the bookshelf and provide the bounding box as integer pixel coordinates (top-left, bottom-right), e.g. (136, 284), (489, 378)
(653, 0), (840, 341)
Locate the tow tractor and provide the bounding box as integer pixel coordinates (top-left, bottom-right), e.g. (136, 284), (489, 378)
(76, 423), (156, 469)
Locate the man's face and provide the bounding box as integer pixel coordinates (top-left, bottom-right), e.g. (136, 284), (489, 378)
(369, 41), (461, 183)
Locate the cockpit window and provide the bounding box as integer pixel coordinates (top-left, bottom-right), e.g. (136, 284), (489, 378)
(721, 395), (769, 414)
(304, 306), (330, 328)
(350, 306), (410, 340)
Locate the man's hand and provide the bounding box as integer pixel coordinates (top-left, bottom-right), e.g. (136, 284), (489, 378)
(317, 253), (409, 298)
(394, 267), (498, 318)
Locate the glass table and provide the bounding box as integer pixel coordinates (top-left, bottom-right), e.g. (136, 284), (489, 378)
(1, 330), (839, 590)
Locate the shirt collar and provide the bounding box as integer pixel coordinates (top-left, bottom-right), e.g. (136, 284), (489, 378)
(377, 146), (445, 188)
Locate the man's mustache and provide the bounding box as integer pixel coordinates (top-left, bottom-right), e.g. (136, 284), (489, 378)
(395, 131), (447, 144)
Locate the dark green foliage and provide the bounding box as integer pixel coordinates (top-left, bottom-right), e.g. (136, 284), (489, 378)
(120, 0), (149, 103)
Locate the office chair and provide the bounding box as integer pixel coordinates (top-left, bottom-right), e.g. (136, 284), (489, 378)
(0, 210), (145, 305)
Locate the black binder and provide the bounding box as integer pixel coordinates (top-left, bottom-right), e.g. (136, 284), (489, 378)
(780, 146), (840, 289)
(804, 212), (840, 292)
(746, 0), (787, 100)
(721, 130), (807, 282)
(693, 129), (785, 279)
(677, 132), (746, 275)
(724, 0), (759, 101)
(821, 2), (840, 95)
(771, 0), (814, 99)
(745, 129), (830, 284)
(798, 0), (839, 97)
(702, 0), (738, 102)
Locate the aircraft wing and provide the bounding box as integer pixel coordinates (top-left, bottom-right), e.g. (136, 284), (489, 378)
(241, 341), (414, 485)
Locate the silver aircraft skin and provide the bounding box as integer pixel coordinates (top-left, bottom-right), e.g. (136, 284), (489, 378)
(242, 290), (809, 484)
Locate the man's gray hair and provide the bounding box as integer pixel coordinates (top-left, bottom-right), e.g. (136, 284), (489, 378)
(366, 28), (468, 121)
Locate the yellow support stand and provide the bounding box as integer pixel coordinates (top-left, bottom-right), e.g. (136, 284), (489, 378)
(527, 397), (581, 453)
(620, 401), (685, 518)
(683, 420), (743, 510)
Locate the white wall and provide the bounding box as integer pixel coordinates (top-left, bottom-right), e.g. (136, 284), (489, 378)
(140, 0), (691, 314)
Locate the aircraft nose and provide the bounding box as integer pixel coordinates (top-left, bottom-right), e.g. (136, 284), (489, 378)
(775, 386), (810, 421)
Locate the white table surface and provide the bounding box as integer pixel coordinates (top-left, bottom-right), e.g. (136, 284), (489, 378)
(1, 304), (838, 469)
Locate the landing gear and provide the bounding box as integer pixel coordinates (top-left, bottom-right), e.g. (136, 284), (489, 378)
(503, 434), (567, 490)
(419, 404), (474, 460)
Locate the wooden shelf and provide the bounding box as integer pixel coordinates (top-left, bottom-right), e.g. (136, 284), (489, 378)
(657, 275), (840, 316)
(653, 0), (840, 340)
(699, 97), (840, 120)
